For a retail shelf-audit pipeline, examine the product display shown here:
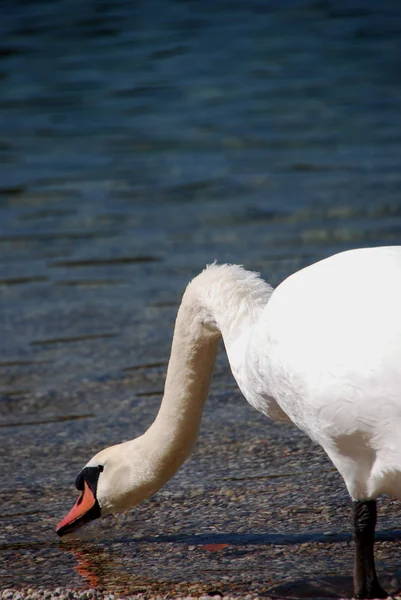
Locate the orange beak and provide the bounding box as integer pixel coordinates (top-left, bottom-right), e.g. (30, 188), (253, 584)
(56, 480), (99, 536)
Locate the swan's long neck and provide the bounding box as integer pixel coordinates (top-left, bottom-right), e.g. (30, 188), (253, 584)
(146, 264), (273, 486)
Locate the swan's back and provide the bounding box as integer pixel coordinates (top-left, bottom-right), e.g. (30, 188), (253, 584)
(267, 245), (401, 357)
(250, 247), (401, 499)
(266, 245), (401, 363)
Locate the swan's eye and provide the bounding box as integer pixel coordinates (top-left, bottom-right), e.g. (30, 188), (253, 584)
(98, 465), (104, 472)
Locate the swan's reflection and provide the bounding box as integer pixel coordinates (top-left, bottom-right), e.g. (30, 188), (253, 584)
(58, 536), (234, 596)
(72, 547), (103, 589)
(59, 540), (140, 591)
(60, 542), (104, 588)
(58, 539), (181, 595)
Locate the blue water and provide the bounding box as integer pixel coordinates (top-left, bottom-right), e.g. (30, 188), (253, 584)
(1, 0), (401, 593)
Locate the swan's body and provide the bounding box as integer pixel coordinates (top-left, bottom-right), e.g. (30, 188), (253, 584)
(57, 245), (401, 599)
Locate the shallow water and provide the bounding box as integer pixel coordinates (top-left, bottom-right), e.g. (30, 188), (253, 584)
(1, 0), (401, 596)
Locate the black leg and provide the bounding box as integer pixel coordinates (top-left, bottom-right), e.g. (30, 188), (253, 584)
(352, 500), (388, 599)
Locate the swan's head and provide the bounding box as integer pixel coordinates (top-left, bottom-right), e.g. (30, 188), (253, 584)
(56, 437), (160, 537)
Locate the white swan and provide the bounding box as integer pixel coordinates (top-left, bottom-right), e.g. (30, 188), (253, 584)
(57, 245), (401, 599)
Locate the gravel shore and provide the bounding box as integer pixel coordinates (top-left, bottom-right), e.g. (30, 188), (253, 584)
(0, 592), (261, 600)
